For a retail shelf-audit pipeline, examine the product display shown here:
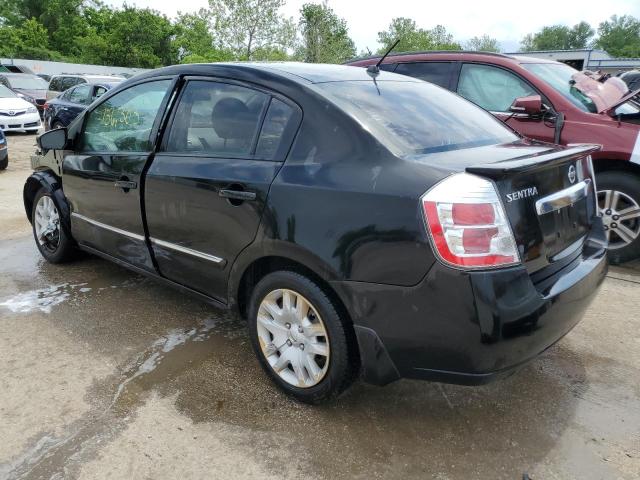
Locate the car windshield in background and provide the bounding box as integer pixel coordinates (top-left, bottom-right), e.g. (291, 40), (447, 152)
(522, 63), (598, 113)
(0, 85), (17, 98)
(7, 75), (49, 90)
(316, 80), (518, 157)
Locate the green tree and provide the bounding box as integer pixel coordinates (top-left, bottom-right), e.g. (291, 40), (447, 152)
(520, 21), (594, 51)
(595, 15), (640, 57)
(0, 26), (22, 57)
(377, 18), (461, 53)
(172, 10), (233, 63)
(465, 34), (500, 52)
(208, 0), (296, 60)
(297, 2), (356, 63)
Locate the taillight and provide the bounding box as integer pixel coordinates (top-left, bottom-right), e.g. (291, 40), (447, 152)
(421, 173), (520, 269)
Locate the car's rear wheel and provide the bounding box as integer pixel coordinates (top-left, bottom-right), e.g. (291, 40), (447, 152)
(32, 188), (76, 263)
(597, 171), (640, 264)
(248, 271), (357, 404)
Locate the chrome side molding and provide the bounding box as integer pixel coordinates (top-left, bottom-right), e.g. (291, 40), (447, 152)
(535, 180), (591, 215)
(71, 212), (145, 241)
(150, 237), (224, 264)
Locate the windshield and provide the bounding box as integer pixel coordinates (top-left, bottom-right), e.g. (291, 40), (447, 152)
(522, 63), (597, 113)
(7, 75), (49, 90)
(315, 80), (518, 157)
(0, 85), (17, 98)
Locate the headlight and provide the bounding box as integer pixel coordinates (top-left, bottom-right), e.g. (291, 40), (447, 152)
(27, 106), (37, 113)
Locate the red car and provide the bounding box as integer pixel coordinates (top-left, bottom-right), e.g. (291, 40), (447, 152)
(347, 52), (640, 263)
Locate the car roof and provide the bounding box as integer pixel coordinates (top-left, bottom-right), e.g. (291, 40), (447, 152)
(346, 51), (563, 66)
(0, 72), (42, 77)
(142, 61), (420, 85)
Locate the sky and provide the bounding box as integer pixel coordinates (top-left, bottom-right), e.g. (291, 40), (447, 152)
(106, 0), (640, 53)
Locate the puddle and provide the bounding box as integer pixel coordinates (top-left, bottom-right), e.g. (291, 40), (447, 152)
(1, 314), (245, 480)
(0, 277), (147, 314)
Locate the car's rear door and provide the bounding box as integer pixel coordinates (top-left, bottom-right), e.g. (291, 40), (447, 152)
(144, 78), (301, 301)
(456, 63), (556, 143)
(62, 77), (176, 271)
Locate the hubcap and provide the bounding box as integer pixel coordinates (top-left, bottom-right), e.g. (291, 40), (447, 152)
(256, 289), (330, 388)
(598, 189), (640, 249)
(34, 195), (60, 253)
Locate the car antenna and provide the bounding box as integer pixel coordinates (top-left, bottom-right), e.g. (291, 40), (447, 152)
(366, 39), (399, 78)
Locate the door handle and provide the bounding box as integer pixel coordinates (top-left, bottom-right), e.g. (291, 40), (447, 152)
(219, 189), (256, 201)
(114, 179), (137, 191)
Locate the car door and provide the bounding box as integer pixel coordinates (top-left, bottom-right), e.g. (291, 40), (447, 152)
(456, 63), (556, 143)
(144, 78), (301, 301)
(62, 78), (175, 270)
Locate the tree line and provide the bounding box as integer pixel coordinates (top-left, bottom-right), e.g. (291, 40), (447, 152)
(0, 0), (638, 69)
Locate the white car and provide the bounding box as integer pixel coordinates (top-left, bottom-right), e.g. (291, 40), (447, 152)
(0, 85), (41, 133)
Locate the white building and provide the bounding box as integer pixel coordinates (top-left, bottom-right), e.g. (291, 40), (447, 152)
(505, 49), (640, 74)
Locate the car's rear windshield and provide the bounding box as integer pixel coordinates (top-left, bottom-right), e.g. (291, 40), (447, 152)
(315, 80), (518, 157)
(6, 75), (49, 90)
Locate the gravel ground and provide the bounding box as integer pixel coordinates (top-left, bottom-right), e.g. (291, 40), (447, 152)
(0, 131), (639, 480)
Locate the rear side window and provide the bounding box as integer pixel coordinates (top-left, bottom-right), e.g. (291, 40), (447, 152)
(80, 80), (171, 152)
(458, 64), (535, 112)
(255, 98), (295, 159)
(165, 81), (269, 157)
(316, 80), (517, 156)
(394, 62), (455, 88)
(69, 84), (91, 105)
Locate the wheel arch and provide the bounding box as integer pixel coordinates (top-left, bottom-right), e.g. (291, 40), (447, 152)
(23, 169), (71, 233)
(592, 157), (640, 178)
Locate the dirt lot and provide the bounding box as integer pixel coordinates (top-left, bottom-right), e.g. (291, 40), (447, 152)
(0, 131), (639, 480)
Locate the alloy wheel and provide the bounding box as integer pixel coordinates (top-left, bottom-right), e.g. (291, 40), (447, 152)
(598, 189), (640, 249)
(34, 195), (61, 253)
(256, 288), (330, 388)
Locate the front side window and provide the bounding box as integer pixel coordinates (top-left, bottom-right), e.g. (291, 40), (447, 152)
(394, 62), (455, 88)
(522, 63), (598, 113)
(80, 80), (171, 153)
(165, 81), (269, 157)
(316, 80), (517, 157)
(458, 64), (535, 112)
(69, 84), (91, 105)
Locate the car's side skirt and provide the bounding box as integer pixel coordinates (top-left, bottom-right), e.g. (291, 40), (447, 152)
(78, 243), (229, 311)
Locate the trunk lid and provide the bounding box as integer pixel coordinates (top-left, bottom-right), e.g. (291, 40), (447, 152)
(466, 144), (600, 274)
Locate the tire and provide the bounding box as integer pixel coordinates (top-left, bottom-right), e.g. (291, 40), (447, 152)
(52, 121), (64, 130)
(248, 271), (357, 404)
(0, 156), (7, 170)
(597, 171), (640, 264)
(31, 188), (76, 263)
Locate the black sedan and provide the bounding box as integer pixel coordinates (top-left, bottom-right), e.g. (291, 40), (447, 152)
(26, 63), (607, 403)
(44, 82), (119, 130)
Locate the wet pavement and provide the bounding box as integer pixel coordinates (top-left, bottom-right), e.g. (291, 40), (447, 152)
(1, 133), (639, 479)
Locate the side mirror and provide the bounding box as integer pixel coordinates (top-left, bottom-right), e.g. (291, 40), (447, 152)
(37, 127), (68, 151)
(509, 95), (543, 116)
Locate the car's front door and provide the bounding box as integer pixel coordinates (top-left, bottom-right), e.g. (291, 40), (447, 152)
(144, 78), (301, 301)
(62, 78), (175, 270)
(456, 63), (556, 143)
(63, 84), (92, 124)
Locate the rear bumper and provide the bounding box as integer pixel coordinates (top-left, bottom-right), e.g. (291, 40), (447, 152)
(334, 223), (608, 386)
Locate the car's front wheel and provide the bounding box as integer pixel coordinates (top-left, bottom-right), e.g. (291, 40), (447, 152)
(0, 155), (7, 170)
(32, 188), (76, 263)
(248, 271), (357, 403)
(597, 171), (640, 264)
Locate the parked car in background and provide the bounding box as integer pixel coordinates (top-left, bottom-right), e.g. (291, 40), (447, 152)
(37, 74), (51, 83)
(27, 63), (606, 403)
(0, 73), (48, 116)
(0, 84), (41, 133)
(348, 52), (640, 263)
(0, 129), (7, 170)
(46, 74), (125, 101)
(44, 82), (118, 130)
